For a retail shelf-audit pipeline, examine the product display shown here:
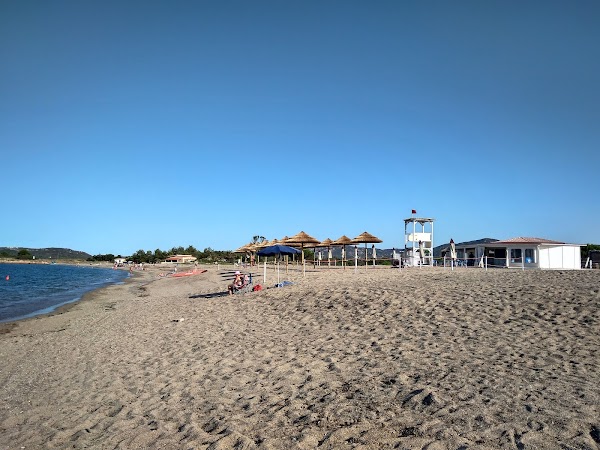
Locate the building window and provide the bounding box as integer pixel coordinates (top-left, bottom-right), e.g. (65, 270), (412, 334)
(510, 248), (522, 263)
(525, 248), (535, 263)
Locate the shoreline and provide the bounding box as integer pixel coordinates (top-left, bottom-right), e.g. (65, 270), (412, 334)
(1, 266), (598, 449)
(0, 261), (199, 329)
(0, 265), (150, 333)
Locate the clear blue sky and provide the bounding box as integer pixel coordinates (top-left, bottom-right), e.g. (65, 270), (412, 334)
(2, 1), (599, 255)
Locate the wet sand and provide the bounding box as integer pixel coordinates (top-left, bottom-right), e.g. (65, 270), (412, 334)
(0, 265), (598, 449)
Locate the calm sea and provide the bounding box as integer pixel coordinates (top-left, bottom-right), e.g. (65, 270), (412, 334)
(0, 263), (129, 323)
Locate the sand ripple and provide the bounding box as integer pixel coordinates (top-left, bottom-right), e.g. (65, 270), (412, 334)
(0, 267), (598, 449)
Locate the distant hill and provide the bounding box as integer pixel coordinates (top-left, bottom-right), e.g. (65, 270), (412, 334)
(311, 247), (400, 259)
(0, 247), (92, 260)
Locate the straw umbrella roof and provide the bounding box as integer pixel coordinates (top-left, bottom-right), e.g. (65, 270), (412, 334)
(255, 239), (271, 248)
(331, 235), (353, 245)
(244, 243), (260, 252)
(285, 231), (320, 247)
(350, 231), (383, 244)
(278, 236), (301, 247)
(319, 238), (333, 247)
(284, 231), (320, 264)
(233, 245), (250, 253)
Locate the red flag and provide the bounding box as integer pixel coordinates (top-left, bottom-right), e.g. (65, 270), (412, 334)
(411, 209), (417, 214)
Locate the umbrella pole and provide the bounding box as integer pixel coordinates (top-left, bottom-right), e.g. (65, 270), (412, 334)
(263, 261), (267, 284)
(277, 261), (280, 284)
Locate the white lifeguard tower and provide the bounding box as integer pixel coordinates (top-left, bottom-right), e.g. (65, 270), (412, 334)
(404, 216), (434, 266)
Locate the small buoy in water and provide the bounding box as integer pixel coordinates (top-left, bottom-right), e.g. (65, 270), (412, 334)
(5, 275), (9, 281)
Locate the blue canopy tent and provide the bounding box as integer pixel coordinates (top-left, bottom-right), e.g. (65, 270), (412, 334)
(256, 245), (301, 257)
(257, 245), (301, 283)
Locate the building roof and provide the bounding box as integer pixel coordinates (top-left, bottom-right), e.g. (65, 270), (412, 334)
(403, 217), (434, 223)
(165, 254), (197, 260)
(492, 237), (566, 245)
(455, 238), (499, 247)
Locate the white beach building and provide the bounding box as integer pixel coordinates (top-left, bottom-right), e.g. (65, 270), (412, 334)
(452, 237), (582, 270)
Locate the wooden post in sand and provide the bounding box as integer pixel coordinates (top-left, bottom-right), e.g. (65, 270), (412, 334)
(263, 261), (267, 284)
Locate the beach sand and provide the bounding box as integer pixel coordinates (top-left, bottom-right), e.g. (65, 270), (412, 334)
(0, 264), (598, 449)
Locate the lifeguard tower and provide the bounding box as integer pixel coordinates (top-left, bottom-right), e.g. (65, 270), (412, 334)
(404, 216), (434, 266)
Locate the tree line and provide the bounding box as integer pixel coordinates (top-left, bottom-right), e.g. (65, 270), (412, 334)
(0, 249), (33, 260)
(87, 246), (237, 264)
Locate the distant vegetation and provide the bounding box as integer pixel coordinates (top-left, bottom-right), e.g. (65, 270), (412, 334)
(0, 247), (91, 260)
(582, 244), (600, 259)
(88, 246), (237, 264)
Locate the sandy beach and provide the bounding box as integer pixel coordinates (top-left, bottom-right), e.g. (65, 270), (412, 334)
(0, 264), (598, 449)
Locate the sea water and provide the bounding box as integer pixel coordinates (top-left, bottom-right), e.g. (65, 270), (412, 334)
(0, 263), (129, 323)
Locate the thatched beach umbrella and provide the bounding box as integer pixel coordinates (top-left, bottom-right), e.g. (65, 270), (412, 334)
(332, 235), (353, 268)
(242, 242), (260, 266)
(319, 238), (334, 267)
(233, 245), (248, 264)
(254, 239), (271, 265)
(285, 231), (320, 264)
(351, 231), (383, 267)
(320, 238), (333, 247)
(233, 244), (253, 265)
(255, 240), (272, 251)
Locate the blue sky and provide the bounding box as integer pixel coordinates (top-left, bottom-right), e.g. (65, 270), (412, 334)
(2, 1), (599, 255)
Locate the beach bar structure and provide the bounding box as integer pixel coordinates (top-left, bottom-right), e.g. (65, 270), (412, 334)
(404, 217), (434, 266)
(164, 254), (197, 264)
(453, 237), (582, 270)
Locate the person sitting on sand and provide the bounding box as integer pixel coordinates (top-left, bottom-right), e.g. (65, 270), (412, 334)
(228, 271), (245, 295)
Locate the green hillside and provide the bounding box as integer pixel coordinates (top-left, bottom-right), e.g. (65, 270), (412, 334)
(0, 247), (92, 260)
